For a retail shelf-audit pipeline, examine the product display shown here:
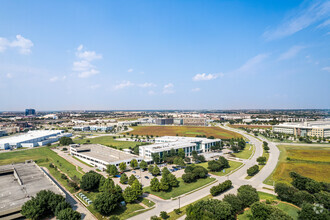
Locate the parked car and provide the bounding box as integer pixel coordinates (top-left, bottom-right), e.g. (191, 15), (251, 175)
(132, 171), (136, 173)
(144, 176), (149, 179)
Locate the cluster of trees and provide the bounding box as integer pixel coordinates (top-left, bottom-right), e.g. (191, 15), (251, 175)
(210, 180), (232, 196)
(123, 179), (143, 203)
(191, 150), (206, 163)
(106, 159), (148, 176)
(21, 190), (80, 220)
(150, 167), (179, 192)
(250, 201), (293, 220)
(207, 156), (229, 172)
(275, 172), (330, 219)
(186, 185), (259, 219)
(59, 136), (74, 146)
(229, 138), (246, 153)
(257, 156), (267, 165)
(151, 148), (187, 165)
(263, 141), (270, 151)
(182, 165), (208, 183)
(148, 164), (161, 176)
(247, 165), (259, 176)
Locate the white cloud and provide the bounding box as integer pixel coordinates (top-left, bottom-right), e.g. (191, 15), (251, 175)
(89, 84), (101, 89)
(317, 19), (330, 28)
(263, 1), (330, 40)
(114, 81), (134, 90)
(148, 90), (156, 95)
(73, 45), (102, 78)
(138, 82), (156, 88)
(163, 83), (175, 94)
(193, 73), (220, 81)
(127, 68), (134, 72)
(191, 88), (201, 92)
(322, 66), (330, 72)
(236, 53), (269, 73)
(0, 35), (33, 54)
(278, 46), (305, 60)
(6, 73), (13, 78)
(49, 76), (59, 82)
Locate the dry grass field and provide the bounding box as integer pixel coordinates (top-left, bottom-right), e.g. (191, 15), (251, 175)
(129, 126), (242, 139)
(264, 145), (330, 185)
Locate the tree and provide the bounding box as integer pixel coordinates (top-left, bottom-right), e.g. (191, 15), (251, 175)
(162, 167), (170, 177)
(130, 159), (138, 170)
(237, 185), (259, 207)
(182, 173), (195, 183)
(223, 194), (243, 214)
(94, 190), (122, 216)
(140, 160), (148, 170)
(54, 202), (71, 216)
(298, 203), (330, 220)
(128, 174), (137, 185)
(275, 182), (298, 202)
(119, 162), (127, 172)
(80, 171), (102, 191)
(160, 211), (169, 219)
(148, 165), (154, 173)
(99, 178), (115, 192)
(178, 148), (185, 158)
(21, 197), (45, 220)
(250, 202), (274, 220)
(173, 157), (185, 166)
(152, 165), (161, 176)
(151, 153), (161, 164)
(107, 164), (119, 176)
(159, 176), (170, 191)
(150, 177), (161, 192)
(257, 156), (267, 165)
(120, 173), (128, 184)
(132, 179), (143, 197)
(208, 160), (223, 172)
(292, 191), (315, 207)
(59, 137), (74, 146)
(315, 191), (330, 209)
(219, 156), (229, 168)
(167, 173), (179, 187)
(210, 180), (232, 196)
(247, 165), (259, 176)
(56, 208), (81, 220)
(123, 186), (137, 203)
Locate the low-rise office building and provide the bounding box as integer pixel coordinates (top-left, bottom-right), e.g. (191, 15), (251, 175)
(273, 121), (330, 138)
(139, 136), (221, 160)
(0, 161), (65, 219)
(182, 118), (207, 126)
(70, 144), (148, 170)
(155, 118), (174, 125)
(0, 130), (72, 150)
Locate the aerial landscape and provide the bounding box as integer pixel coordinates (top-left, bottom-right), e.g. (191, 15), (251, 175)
(0, 0), (329, 220)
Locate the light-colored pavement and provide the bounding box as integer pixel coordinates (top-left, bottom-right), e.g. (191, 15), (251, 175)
(129, 124), (280, 220)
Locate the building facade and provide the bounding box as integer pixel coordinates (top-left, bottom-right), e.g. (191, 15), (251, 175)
(273, 121), (330, 138)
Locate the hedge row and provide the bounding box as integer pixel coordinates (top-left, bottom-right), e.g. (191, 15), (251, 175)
(210, 180), (232, 196)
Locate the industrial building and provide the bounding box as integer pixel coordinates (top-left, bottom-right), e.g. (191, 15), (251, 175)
(182, 118), (207, 126)
(72, 125), (113, 132)
(155, 118), (174, 125)
(0, 161), (65, 219)
(155, 118), (206, 126)
(0, 130), (72, 150)
(139, 136), (221, 160)
(273, 120), (330, 138)
(70, 144), (147, 170)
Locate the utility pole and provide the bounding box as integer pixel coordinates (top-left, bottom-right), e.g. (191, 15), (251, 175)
(179, 196), (181, 210)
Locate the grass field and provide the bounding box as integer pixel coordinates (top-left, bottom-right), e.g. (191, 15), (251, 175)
(130, 126), (242, 140)
(144, 177), (216, 200)
(199, 160), (243, 176)
(228, 124), (272, 129)
(0, 147), (83, 193)
(233, 144), (254, 159)
(74, 135), (147, 149)
(264, 145), (330, 185)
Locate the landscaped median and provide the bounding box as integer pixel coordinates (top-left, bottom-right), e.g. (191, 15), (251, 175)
(143, 177), (216, 200)
(199, 160), (243, 176)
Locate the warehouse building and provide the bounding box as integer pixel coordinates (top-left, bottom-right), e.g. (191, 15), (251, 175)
(273, 120), (330, 138)
(70, 144), (148, 170)
(139, 136), (221, 160)
(0, 161), (65, 219)
(0, 130), (72, 150)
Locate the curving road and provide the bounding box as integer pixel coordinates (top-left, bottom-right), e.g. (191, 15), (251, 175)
(129, 124), (280, 220)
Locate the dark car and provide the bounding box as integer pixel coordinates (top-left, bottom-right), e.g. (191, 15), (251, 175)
(145, 176), (149, 179)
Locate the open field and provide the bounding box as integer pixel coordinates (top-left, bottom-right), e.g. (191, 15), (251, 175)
(144, 177), (216, 200)
(228, 124), (272, 129)
(130, 126), (242, 140)
(233, 143), (254, 159)
(199, 160), (243, 176)
(264, 145), (330, 185)
(74, 135), (147, 149)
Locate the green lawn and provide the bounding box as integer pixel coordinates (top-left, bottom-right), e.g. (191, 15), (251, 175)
(74, 135), (148, 149)
(257, 191), (277, 200)
(233, 144), (254, 159)
(73, 156), (93, 167)
(199, 160), (243, 176)
(139, 197), (155, 207)
(144, 177), (216, 200)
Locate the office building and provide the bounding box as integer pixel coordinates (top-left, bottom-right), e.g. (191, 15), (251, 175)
(182, 118), (207, 126)
(139, 136), (221, 160)
(25, 109), (36, 116)
(0, 130), (72, 150)
(273, 120), (330, 138)
(0, 161), (65, 219)
(70, 144), (147, 170)
(155, 118), (174, 125)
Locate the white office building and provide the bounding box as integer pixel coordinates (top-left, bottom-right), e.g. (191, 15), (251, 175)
(139, 136), (221, 160)
(0, 130), (72, 150)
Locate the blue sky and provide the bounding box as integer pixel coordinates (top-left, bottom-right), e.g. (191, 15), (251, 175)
(0, 0), (329, 111)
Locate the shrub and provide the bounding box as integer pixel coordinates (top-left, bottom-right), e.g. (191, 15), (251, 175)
(160, 211), (169, 219)
(210, 180), (232, 196)
(247, 165), (259, 176)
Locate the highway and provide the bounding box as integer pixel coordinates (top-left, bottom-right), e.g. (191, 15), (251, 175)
(129, 124), (280, 220)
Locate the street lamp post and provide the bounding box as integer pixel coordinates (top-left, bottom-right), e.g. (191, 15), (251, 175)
(179, 196), (181, 210)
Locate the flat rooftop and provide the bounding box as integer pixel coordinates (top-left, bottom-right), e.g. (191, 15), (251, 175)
(142, 141), (196, 153)
(0, 130), (63, 145)
(155, 136), (221, 143)
(0, 162), (64, 214)
(72, 144), (141, 163)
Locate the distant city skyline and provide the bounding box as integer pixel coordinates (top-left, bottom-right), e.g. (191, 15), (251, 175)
(0, 0), (329, 111)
